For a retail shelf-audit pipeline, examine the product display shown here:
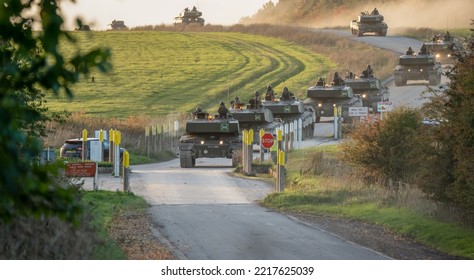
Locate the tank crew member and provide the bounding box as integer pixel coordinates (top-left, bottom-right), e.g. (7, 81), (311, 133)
(419, 43), (429, 55)
(406, 47), (414, 55)
(193, 107), (207, 119)
(248, 91), (262, 109)
(371, 8), (379, 15)
(217, 101), (229, 118)
(265, 85), (275, 101)
(233, 96), (244, 109)
(362, 64), (373, 78)
(332, 72), (344, 86)
(316, 77), (325, 86)
(192, 6), (197, 11)
(184, 7), (189, 12)
(346, 71), (354, 80)
(280, 87), (290, 100)
(444, 31), (452, 42)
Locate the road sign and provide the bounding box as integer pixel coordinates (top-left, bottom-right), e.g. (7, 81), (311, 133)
(349, 107), (369, 117)
(261, 133), (274, 149)
(377, 101), (393, 112)
(65, 162), (97, 177)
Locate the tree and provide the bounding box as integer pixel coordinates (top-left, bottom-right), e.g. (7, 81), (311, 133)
(341, 107), (424, 183)
(433, 21), (474, 213)
(0, 0), (111, 223)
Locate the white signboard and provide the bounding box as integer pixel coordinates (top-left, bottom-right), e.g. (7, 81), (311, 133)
(377, 101), (393, 112)
(349, 107), (369, 117)
(90, 141), (103, 162)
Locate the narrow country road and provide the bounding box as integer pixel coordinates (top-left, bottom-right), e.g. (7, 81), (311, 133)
(129, 157), (387, 260)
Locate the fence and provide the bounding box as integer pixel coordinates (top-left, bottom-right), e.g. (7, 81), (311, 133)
(144, 121), (184, 158)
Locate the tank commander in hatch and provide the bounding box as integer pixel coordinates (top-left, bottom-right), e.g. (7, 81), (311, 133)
(316, 77), (325, 86)
(248, 91), (262, 109)
(217, 101), (229, 118)
(444, 31), (452, 42)
(406, 47), (414, 55)
(280, 87), (292, 101)
(265, 85), (275, 101)
(332, 72), (344, 86)
(193, 107), (208, 119)
(371, 8), (379, 15)
(419, 43), (429, 55)
(361, 64), (373, 78)
(232, 96), (244, 109)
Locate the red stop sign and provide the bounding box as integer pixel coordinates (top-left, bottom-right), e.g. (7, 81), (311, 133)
(261, 133), (275, 149)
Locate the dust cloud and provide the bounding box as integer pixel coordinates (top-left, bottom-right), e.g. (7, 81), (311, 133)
(307, 0), (472, 30)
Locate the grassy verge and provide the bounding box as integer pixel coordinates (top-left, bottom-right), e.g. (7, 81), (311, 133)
(82, 190), (149, 259)
(262, 145), (474, 259)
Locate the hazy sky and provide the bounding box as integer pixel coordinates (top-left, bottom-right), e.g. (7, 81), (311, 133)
(60, 0), (275, 30)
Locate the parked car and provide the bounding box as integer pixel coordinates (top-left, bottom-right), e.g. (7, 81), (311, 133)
(59, 137), (124, 161)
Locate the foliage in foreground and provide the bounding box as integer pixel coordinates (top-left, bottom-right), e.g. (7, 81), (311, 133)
(0, 1), (111, 223)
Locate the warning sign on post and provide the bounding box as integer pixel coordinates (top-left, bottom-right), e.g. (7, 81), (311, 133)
(377, 101), (393, 112)
(349, 107), (369, 117)
(261, 133), (274, 149)
(65, 162), (97, 177)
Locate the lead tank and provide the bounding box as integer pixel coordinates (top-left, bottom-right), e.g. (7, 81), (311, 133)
(350, 9), (387, 36)
(178, 110), (241, 168)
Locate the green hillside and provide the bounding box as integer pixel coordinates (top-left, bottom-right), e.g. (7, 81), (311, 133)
(50, 31), (333, 118)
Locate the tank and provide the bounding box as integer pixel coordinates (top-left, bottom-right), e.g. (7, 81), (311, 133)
(344, 70), (390, 113)
(229, 103), (282, 144)
(424, 32), (459, 64)
(178, 110), (241, 168)
(261, 98), (315, 139)
(304, 77), (362, 122)
(75, 25), (91, 31)
(394, 52), (442, 86)
(350, 9), (388, 37)
(174, 6), (205, 26)
(108, 20), (128, 30)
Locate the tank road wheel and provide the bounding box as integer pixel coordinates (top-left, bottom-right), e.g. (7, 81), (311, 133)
(380, 30), (387, 36)
(180, 151), (194, 168)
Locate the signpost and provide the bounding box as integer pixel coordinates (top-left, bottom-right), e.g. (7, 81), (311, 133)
(65, 162), (98, 190)
(261, 133), (274, 149)
(377, 101), (393, 120)
(349, 106), (369, 117)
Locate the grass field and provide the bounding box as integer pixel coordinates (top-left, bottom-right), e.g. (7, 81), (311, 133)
(51, 31), (333, 118)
